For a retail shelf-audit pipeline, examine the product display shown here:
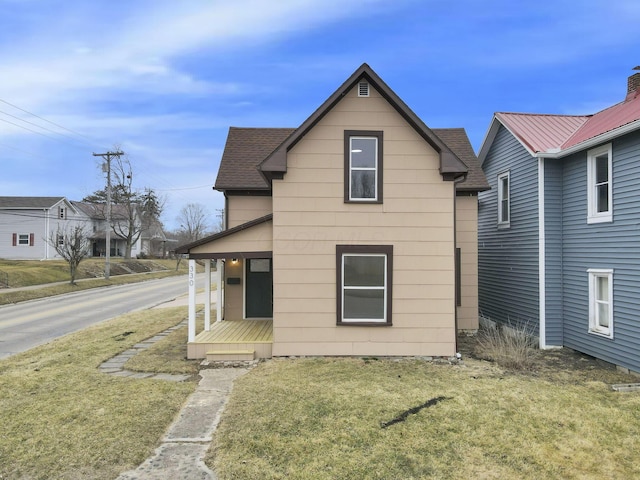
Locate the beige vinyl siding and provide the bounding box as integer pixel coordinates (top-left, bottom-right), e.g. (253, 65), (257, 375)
(223, 259), (244, 320)
(189, 221), (273, 255)
(456, 194), (479, 331)
(271, 83), (456, 357)
(227, 196), (272, 228)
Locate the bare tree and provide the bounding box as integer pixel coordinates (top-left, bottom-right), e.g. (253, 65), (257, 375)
(176, 203), (211, 243)
(47, 225), (92, 285)
(84, 150), (164, 259)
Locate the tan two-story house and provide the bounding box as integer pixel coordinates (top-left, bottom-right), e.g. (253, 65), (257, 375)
(177, 64), (488, 361)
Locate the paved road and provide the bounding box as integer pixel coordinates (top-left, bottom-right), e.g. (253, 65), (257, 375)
(0, 274), (197, 360)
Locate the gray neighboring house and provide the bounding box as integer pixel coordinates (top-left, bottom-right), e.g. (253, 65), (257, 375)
(0, 196), (83, 260)
(72, 201), (166, 258)
(478, 69), (640, 373)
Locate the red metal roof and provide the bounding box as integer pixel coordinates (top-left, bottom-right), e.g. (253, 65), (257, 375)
(494, 89), (640, 155)
(562, 91), (640, 148)
(496, 112), (589, 154)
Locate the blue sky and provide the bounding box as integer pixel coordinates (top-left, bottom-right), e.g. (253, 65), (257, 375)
(1, 0), (639, 230)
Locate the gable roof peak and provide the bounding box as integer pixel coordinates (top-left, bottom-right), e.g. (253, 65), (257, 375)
(259, 63), (468, 181)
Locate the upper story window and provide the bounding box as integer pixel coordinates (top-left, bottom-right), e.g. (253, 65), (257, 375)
(497, 171), (510, 228)
(587, 143), (612, 224)
(58, 206), (66, 219)
(344, 130), (383, 203)
(588, 268), (613, 338)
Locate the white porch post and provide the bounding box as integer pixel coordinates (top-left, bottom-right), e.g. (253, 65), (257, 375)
(204, 260), (211, 331)
(188, 259), (196, 343)
(217, 259), (223, 322)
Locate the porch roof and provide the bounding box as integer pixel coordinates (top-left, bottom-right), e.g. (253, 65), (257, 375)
(175, 214), (273, 259)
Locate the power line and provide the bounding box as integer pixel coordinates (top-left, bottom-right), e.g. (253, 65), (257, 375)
(0, 98), (108, 150)
(0, 108), (96, 148)
(0, 116), (91, 148)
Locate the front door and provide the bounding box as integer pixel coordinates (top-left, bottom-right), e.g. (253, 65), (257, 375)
(245, 258), (273, 318)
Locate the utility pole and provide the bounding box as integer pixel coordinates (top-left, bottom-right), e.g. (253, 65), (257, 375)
(93, 150), (123, 280)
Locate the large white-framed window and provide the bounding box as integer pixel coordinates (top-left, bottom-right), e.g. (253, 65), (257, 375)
(497, 171), (510, 228)
(344, 131), (383, 203)
(587, 143), (612, 224)
(588, 268), (613, 338)
(336, 245), (392, 325)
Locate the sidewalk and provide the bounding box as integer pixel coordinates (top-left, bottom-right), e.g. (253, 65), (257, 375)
(116, 368), (249, 480)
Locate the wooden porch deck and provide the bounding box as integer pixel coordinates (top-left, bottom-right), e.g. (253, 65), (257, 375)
(187, 319), (273, 360)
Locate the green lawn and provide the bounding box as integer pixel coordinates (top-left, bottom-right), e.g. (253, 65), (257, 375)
(210, 356), (640, 479)
(0, 306), (197, 480)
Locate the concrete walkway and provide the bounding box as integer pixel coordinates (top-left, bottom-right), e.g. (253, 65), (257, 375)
(116, 368), (249, 480)
(101, 290), (249, 479)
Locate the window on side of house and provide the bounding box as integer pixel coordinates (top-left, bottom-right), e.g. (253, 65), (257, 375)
(587, 143), (612, 224)
(497, 171), (510, 227)
(344, 131), (383, 203)
(588, 268), (613, 338)
(336, 245), (392, 325)
(18, 234), (29, 245)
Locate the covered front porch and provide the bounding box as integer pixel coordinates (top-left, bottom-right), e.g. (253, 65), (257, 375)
(177, 215), (274, 360)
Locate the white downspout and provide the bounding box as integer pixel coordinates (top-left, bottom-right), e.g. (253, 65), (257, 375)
(538, 158), (547, 349)
(188, 259), (196, 343)
(204, 260), (211, 331)
(44, 208), (49, 260)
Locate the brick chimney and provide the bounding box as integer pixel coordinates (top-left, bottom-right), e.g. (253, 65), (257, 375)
(626, 66), (640, 100)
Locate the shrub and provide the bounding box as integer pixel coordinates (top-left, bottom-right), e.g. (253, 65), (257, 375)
(474, 318), (538, 370)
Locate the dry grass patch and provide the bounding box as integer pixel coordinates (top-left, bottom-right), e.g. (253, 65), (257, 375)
(125, 310), (206, 376)
(0, 269), (185, 306)
(0, 307), (197, 480)
(0, 258), (187, 288)
(210, 357), (640, 480)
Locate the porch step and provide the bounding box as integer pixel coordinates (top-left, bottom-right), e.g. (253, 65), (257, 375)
(206, 349), (255, 362)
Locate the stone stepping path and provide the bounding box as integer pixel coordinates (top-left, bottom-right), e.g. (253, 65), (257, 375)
(98, 320), (191, 382)
(99, 318), (251, 479)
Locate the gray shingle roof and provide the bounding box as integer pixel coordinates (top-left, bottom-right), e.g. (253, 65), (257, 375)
(0, 196), (66, 209)
(214, 127), (488, 193)
(432, 128), (490, 191)
(215, 127), (295, 191)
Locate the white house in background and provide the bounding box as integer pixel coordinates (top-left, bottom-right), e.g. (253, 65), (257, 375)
(0, 196), (83, 260)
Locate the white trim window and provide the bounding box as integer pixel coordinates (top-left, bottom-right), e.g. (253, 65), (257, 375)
(588, 268), (613, 338)
(497, 171), (510, 228)
(337, 245), (392, 325)
(350, 136), (378, 201)
(18, 234), (30, 245)
(587, 143), (612, 224)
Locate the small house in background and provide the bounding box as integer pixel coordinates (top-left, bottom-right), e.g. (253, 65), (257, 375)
(0, 196), (81, 260)
(177, 63), (488, 361)
(478, 67), (640, 374)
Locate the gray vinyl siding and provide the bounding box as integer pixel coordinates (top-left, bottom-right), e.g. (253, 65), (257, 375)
(478, 125), (539, 332)
(544, 159), (563, 345)
(561, 129), (640, 372)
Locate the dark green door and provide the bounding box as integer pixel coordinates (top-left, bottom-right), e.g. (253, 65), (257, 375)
(245, 258), (273, 318)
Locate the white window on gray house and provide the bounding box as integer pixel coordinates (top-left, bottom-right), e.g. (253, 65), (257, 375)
(588, 268), (613, 338)
(18, 234), (29, 245)
(497, 171), (510, 227)
(336, 245), (392, 325)
(345, 131), (383, 203)
(587, 143), (612, 224)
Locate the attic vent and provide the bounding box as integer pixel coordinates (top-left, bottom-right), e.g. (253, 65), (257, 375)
(358, 81), (370, 97)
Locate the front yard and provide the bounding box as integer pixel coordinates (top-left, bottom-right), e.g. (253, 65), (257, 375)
(210, 347), (640, 479)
